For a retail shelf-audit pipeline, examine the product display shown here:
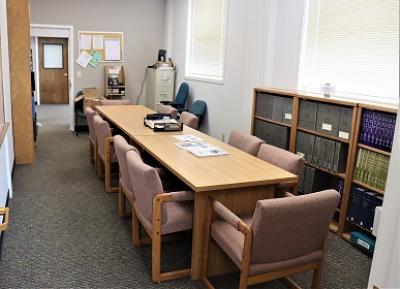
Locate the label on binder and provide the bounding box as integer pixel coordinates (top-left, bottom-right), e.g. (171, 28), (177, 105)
(338, 131), (349, 140)
(284, 113), (292, 120)
(357, 239), (370, 250)
(322, 123), (332, 131)
(296, 152), (305, 158)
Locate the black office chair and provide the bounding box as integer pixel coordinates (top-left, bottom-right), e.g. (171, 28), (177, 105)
(160, 82), (189, 113)
(188, 100), (207, 127)
(74, 91), (87, 136)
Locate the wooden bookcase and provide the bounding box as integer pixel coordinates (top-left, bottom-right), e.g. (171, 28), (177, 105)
(251, 87), (398, 242)
(341, 102), (397, 241)
(104, 65), (126, 99)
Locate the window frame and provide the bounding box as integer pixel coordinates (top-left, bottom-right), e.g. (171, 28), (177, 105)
(184, 0), (229, 84)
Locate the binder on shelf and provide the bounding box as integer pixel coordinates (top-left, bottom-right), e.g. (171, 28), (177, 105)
(299, 100), (318, 130)
(271, 96), (284, 122)
(316, 103), (340, 136)
(347, 187), (367, 224)
(282, 97), (293, 124)
(333, 142), (348, 173)
(326, 140), (336, 170)
(255, 93), (274, 119)
(254, 120), (290, 150)
(338, 106), (353, 140)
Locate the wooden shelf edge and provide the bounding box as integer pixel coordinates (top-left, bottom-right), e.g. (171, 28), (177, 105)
(353, 180), (385, 195)
(346, 219), (373, 235)
(342, 233), (351, 241)
(358, 143), (391, 157)
(254, 116), (291, 128)
(329, 222), (338, 233)
(305, 162), (346, 179)
(297, 127), (350, 144)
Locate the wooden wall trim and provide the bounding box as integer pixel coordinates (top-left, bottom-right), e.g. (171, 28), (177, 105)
(7, 0), (35, 164)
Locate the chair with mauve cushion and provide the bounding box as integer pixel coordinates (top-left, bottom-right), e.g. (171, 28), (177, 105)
(179, 111), (199, 129)
(257, 143), (304, 195)
(99, 99), (131, 105)
(126, 149), (194, 282)
(202, 190), (340, 289)
(84, 107), (97, 163)
(93, 115), (118, 193)
(228, 130), (264, 156)
(157, 104), (178, 119)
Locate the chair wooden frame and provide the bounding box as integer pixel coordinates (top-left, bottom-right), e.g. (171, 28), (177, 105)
(202, 198), (327, 289)
(128, 192), (191, 283)
(0, 207), (9, 232)
(89, 139), (95, 163)
(95, 136), (118, 193)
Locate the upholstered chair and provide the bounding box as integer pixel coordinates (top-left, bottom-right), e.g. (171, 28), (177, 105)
(202, 190), (340, 289)
(157, 104), (178, 119)
(228, 130), (264, 156)
(84, 107), (97, 163)
(93, 115), (118, 193)
(257, 143), (304, 195)
(99, 99), (131, 105)
(179, 111), (199, 129)
(126, 149), (194, 283)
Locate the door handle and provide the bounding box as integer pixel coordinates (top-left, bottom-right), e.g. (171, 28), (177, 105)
(63, 73), (68, 78)
(0, 207), (9, 231)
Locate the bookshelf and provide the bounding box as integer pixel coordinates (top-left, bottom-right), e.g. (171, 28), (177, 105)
(104, 66), (126, 99)
(251, 87), (398, 246)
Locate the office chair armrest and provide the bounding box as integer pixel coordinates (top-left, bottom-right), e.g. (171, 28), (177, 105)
(154, 191), (194, 204)
(0, 207), (9, 232)
(210, 198), (243, 230)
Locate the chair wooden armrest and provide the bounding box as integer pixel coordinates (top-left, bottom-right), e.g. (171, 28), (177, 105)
(0, 207), (9, 232)
(210, 198), (242, 229)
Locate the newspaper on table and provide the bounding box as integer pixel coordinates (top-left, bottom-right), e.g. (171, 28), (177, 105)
(174, 135), (228, 157)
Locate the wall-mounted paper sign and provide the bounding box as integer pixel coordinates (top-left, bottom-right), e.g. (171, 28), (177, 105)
(92, 35), (104, 50)
(76, 51), (92, 68)
(89, 50), (102, 68)
(104, 38), (121, 61)
(80, 34), (92, 50)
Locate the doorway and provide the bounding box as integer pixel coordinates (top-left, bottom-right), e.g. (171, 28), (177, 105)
(38, 37), (69, 104)
(30, 24), (75, 130)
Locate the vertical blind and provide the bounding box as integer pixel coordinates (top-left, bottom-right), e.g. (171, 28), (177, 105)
(186, 0), (227, 81)
(299, 0), (399, 102)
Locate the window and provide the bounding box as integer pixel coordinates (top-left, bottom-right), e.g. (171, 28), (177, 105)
(43, 44), (63, 69)
(299, 0), (399, 103)
(185, 0), (228, 83)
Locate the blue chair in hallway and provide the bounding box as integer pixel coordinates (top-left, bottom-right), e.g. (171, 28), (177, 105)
(160, 82), (189, 113)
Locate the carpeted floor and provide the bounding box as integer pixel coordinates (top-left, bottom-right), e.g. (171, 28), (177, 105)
(0, 104), (372, 289)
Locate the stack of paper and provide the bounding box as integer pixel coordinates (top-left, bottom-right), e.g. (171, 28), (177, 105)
(174, 135), (228, 158)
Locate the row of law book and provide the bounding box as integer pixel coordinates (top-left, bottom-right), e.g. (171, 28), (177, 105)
(299, 101), (353, 140)
(253, 119), (290, 150)
(255, 93), (293, 124)
(354, 149), (389, 191)
(296, 132), (348, 173)
(300, 165), (343, 196)
(347, 187), (383, 232)
(359, 110), (396, 152)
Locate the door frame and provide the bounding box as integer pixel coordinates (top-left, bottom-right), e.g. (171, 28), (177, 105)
(30, 24), (75, 131)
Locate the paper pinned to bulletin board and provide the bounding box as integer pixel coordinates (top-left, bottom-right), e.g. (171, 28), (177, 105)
(78, 31), (124, 63)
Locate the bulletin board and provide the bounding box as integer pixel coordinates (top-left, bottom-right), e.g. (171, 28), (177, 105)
(78, 31), (124, 63)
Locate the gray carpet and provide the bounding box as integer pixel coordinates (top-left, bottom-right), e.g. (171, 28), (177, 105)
(0, 104), (372, 289)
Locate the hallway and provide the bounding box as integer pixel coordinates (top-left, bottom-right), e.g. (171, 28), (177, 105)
(0, 105), (372, 289)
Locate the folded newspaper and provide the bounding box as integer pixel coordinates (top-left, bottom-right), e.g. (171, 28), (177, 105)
(174, 135), (228, 157)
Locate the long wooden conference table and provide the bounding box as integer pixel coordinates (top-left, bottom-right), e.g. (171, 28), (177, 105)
(96, 105), (298, 279)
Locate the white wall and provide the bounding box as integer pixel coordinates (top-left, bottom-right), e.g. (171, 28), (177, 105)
(368, 106), (400, 288)
(165, 0), (305, 138)
(30, 0), (166, 104)
(0, 0), (14, 226)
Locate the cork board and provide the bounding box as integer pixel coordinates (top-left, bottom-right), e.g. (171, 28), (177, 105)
(78, 31), (124, 62)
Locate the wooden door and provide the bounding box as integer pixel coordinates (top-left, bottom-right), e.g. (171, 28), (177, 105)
(38, 37), (69, 104)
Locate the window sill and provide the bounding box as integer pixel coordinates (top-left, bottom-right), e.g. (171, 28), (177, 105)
(184, 75), (224, 85)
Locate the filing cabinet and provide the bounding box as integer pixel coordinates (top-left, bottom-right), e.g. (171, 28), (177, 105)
(145, 68), (175, 110)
